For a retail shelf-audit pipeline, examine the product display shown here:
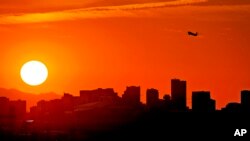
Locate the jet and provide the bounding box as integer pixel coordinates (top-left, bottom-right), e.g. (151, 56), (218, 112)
(188, 31), (198, 36)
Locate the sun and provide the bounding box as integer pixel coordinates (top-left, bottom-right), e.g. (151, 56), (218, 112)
(20, 60), (48, 86)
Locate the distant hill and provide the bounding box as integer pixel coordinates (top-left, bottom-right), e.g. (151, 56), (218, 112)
(0, 88), (61, 112)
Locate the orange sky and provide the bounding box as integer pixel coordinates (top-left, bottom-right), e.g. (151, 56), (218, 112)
(0, 0), (250, 109)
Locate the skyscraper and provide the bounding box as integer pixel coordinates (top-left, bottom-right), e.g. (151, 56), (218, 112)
(146, 88), (159, 107)
(241, 90), (250, 112)
(171, 79), (187, 111)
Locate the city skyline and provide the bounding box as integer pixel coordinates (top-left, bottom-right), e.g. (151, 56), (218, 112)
(1, 0), (250, 140)
(0, 78), (250, 140)
(1, 78), (249, 112)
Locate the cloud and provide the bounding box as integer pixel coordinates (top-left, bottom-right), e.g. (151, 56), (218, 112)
(198, 0), (250, 6)
(0, 0), (208, 24)
(1, 0), (250, 24)
(0, 0), (201, 14)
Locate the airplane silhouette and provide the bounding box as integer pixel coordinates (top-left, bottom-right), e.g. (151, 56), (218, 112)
(188, 31), (198, 36)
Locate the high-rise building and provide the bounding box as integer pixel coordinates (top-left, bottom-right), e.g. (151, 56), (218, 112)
(241, 90), (250, 112)
(192, 91), (216, 112)
(146, 88), (159, 107)
(122, 86), (140, 105)
(171, 79), (187, 111)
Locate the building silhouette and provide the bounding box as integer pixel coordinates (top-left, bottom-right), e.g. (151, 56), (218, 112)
(0, 97), (10, 117)
(161, 94), (172, 110)
(192, 91), (215, 112)
(0, 97), (26, 135)
(241, 90), (250, 112)
(9, 100), (26, 118)
(0, 97), (26, 118)
(171, 79), (187, 111)
(61, 93), (76, 111)
(1, 79), (250, 140)
(80, 88), (118, 104)
(221, 102), (242, 112)
(146, 88), (159, 108)
(122, 86), (141, 106)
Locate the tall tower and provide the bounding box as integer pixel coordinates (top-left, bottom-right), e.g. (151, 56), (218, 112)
(241, 90), (250, 112)
(171, 79), (187, 111)
(146, 88), (159, 107)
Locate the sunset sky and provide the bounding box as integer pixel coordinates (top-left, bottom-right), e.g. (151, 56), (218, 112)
(0, 0), (249, 109)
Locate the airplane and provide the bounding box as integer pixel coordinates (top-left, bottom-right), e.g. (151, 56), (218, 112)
(188, 31), (198, 36)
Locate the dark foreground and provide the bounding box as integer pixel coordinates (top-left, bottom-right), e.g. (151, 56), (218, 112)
(1, 111), (249, 141)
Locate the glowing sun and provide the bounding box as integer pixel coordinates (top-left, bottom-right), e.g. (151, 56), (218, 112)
(20, 60), (48, 86)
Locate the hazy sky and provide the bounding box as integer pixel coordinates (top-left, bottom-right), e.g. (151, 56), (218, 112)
(0, 0), (250, 109)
